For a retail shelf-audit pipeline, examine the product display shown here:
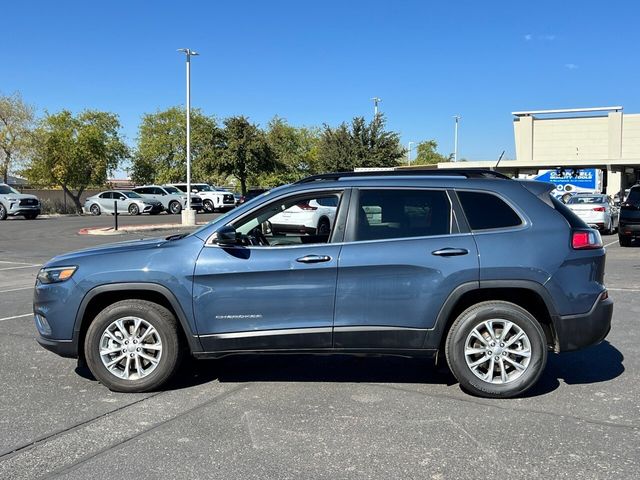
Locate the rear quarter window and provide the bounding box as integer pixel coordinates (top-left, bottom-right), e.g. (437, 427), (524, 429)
(457, 191), (522, 230)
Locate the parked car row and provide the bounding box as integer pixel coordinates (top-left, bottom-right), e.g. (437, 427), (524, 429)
(83, 183), (239, 216)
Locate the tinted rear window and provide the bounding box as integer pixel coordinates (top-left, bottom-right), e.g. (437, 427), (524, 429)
(457, 191), (522, 230)
(627, 187), (640, 208)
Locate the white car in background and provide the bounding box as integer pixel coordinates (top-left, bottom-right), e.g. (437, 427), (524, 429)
(132, 185), (203, 214)
(566, 193), (619, 234)
(0, 183), (40, 220)
(168, 183), (236, 213)
(270, 196), (338, 235)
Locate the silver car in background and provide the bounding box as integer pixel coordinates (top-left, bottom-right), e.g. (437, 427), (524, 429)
(566, 193), (619, 234)
(132, 185), (203, 214)
(84, 190), (164, 216)
(0, 183), (40, 220)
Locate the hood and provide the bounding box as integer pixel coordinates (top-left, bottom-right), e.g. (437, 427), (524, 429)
(0, 192), (39, 201)
(46, 237), (167, 266)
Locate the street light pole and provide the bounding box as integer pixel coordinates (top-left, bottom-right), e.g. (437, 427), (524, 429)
(177, 48), (199, 225)
(371, 97), (381, 117)
(407, 142), (415, 166)
(453, 115), (461, 162)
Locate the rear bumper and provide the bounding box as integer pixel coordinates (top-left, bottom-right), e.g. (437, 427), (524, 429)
(619, 222), (640, 238)
(554, 293), (613, 352)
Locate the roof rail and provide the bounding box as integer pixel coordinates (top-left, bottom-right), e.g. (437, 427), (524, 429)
(294, 169), (511, 184)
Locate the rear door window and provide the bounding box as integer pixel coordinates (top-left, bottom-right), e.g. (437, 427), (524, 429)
(457, 191), (522, 230)
(626, 187), (640, 208)
(354, 189), (451, 241)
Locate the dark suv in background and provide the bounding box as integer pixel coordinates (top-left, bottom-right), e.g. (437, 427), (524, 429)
(619, 184), (640, 246)
(34, 170), (612, 398)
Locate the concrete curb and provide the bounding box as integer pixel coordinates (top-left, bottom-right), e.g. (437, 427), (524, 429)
(78, 222), (208, 235)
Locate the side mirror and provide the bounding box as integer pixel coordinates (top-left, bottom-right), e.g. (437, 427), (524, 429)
(213, 225), (239, 246)
(119, 196), (126, 201)
(192, 189), (199, 193)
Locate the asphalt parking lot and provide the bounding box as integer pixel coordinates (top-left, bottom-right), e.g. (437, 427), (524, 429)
(0, 216), (638, 479)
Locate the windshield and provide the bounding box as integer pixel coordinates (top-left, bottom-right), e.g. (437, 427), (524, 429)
(0, 185), (19, 195)
(122, 191), (142, 198)
(164, 186), (181, 194)
(567, 196), (605, 204)
(194, 184), (213, 192)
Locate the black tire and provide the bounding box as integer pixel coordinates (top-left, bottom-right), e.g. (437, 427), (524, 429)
(603, 218), (612, 235)
(90, 204), (101, 216)
(316, 218), (331, 235)
(24, 212), (38, 220)
(169, 201), (182, 215)
(445, 301), (547, 398)
(619, 235), (632, 247)
(128, 203), (140, 216)
(203, 199), (215, 213)
(0, 203), (6, 220)
(84, 299), (183, 393)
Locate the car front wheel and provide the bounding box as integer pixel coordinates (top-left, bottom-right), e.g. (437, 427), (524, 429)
(169, 201), (182, 215)
(445, 301), (547, 398)
(0, 204), (6, 220)
(203, 199), (215, 213)
(128, 204), (140, 216)
(84, 299), (183, 392)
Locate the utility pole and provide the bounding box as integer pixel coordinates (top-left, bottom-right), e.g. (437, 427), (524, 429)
(407, 142), (415, 165)
(371, 97), (382, 117)
(453, 115), (461, 162)
(177, 48), (199, 225)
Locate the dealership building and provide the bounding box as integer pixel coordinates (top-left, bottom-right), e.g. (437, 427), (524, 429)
(435, 106), (640, 196)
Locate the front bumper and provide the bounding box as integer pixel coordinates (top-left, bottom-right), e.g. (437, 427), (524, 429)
(36, 334), (77, 358)
(554, 292), (613, 352)
(8, 206), (40, 216)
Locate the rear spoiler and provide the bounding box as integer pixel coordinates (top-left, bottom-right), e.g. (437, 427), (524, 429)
(517, 180), (555, 207)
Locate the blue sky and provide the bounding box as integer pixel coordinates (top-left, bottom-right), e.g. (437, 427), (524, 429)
(3, 0), (639, 171)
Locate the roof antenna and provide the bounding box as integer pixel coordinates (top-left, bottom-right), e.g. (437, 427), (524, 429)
(494, 150), (505, 170)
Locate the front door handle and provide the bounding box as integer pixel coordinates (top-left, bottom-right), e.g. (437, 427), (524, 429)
(296, 255), (332, 264)
(432, 248), (469, 257)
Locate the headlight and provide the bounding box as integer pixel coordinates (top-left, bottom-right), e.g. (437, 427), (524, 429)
(37, 266), (77, 284)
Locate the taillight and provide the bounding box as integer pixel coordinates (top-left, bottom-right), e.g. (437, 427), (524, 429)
(592, 207), (606, 212)
(572, 229), (603, 249)
(297, 201), (317, 211)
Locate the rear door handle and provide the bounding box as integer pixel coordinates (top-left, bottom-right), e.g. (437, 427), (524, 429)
(432, 248), (469, 257)
(296, 255), (332, 264)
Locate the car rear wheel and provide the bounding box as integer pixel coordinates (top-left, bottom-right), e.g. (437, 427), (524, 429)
(445, 301), (547, 398)
(89, 204), (101, 216)
(169, 201), (182, 215)
(619, 235), (632, 247)
(84, 300), (183, 392)
(203, 199), (215, 213)
(0, 204), (7, 220)
(128, 204), (140, 216)
(603, 218), (613, 235)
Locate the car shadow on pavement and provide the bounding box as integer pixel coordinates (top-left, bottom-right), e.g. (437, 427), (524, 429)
(76, 341), (624, 397)
(520, 340), (624, 397)
(163, 354), (457, 391)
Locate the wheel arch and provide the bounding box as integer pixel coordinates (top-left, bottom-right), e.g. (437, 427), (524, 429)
(74, 283), (202, 363)
(426, 281), (559, 353)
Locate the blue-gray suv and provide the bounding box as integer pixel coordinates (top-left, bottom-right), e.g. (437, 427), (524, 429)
(34, 170), (613, 398)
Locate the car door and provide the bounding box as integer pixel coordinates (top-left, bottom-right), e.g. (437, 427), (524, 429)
(97, 192), (114, 212)
(334, 187), (479, 349)
(193, 189), (351, 352)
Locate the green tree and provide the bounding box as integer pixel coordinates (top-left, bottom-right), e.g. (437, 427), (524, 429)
(414, 140), (452, 165)
(132, 106), (222, 184)
(23, 110), (128, 212)
(259, 116), (319, 186)
(218, 116), (278, 195)
(0, 92), (35, 183)
(316, 114), (404, 172)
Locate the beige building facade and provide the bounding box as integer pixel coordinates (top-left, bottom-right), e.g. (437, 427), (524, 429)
(435, 106), (640, 196)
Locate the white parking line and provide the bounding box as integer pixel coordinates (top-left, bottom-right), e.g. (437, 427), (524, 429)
(0, 286), (33, 294)
(0, 313), (32, 322)
(604, 239), (619, 248)
(0, 265), (41, 271)
(608, 287), (640, 292)
(0, 260), (37, 265)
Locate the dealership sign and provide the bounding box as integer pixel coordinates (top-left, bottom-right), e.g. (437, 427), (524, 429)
(533, 169), (600, 193)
